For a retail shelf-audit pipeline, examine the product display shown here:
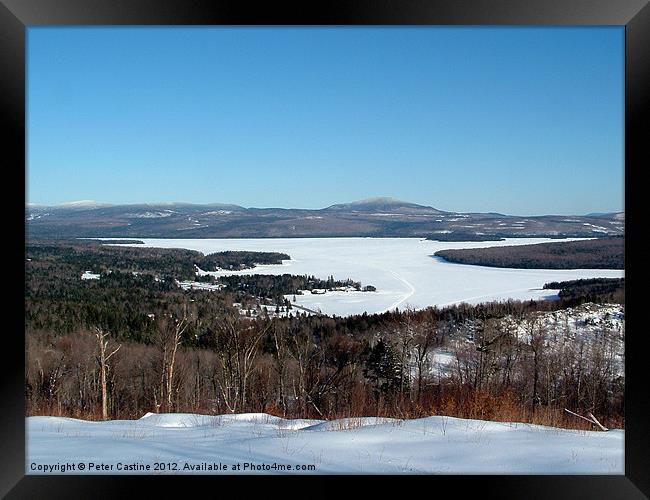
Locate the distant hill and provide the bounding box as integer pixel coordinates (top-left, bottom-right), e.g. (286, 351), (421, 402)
(586, 211), (624, 219)
(25, 198), (625, 240)
(324, 197), (444, 214)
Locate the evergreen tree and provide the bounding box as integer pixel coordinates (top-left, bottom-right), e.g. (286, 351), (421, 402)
(363, 339), (403, 406)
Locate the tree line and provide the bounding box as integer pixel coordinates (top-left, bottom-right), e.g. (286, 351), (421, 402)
(27, 240), (289, 280)
(434, 237), (623, 269)
(26, 300), (624, 429)
(544, 278), (624, 303)
(214, 274), (365, 304)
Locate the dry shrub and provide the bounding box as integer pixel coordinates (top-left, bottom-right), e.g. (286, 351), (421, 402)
(264, 402), (284, 418)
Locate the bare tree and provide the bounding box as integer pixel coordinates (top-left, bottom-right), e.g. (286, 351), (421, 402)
(271, 323), (289, 414)
(213, 312), (271, 412)
(287, 327), (319, 416)
(411, 316), (439, 400)
(154, 304), (192, 412)
(522, 316), (546, 413)
(394, 311), (418, 402)
(93, 327), (121, 420)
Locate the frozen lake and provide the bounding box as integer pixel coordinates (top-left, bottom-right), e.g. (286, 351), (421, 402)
(107, 238), (624, 317)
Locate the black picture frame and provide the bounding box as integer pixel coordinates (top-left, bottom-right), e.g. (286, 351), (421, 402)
(2, 0), (647, 497)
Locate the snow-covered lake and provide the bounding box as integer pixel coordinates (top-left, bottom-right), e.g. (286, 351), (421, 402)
(107, 238), (624, 317)
(26, 412), (624, 474)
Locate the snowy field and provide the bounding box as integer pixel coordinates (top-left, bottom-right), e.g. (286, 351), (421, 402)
(26, 412), (623, 474)
(105, 237), (623, 316)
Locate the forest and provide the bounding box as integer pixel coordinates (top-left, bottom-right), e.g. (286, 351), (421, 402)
(426, 232), (505, 242)
(434, 236), (623, 269)
(544, 278), (624, 303)
(25, 240), (625, 431)
(27, 239), (288, 280)
(25, 242), (374, 338)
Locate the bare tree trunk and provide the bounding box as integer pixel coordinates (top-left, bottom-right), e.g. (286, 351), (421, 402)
(155, 306), (190, 412)
(195, 355), (201, 410)
(532, 349), (539, 414)
(273, 329), (287, 414)
(564, 408), (609, 431)
(100, 350), (107, 419)
(166, 316), (186, 411)
(94, 327), (121, 420)
(238, 320), (270, 411)
(158, 345), (167, 411)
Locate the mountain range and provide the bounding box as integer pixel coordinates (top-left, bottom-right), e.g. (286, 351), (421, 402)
(25, 197), (624, 240)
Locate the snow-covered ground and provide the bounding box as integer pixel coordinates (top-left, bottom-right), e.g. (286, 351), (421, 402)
(430, 349), (458, 378)
(177, 281), (225, 292)
(402, 303), (624, 382)
(26, 412), (623, 474)
(102, 237), (623, 316)
(505, 303), (625, 377)
(504, 303), (624, 344)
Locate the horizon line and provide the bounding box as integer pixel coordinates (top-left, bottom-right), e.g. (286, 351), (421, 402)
(26, 197), (624, 217)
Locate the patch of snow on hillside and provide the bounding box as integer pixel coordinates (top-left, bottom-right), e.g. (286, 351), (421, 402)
(125, 212), (173, 218)
(203, 210), (233, 216)
(430, 350), (457, 378)
(177, 281), (225, 291)
(501, 303), (624, 376)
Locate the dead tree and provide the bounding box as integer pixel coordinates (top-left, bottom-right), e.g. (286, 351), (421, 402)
(526, 317), (547, 413)
(93, 327), (121, 420)
(288, 328), (319, 416)
(412, 317), (439, 400)
(213, 313), (271, 412)
(395, 311), (418, 403)
(271, 324), (289, 414)
(155, 305), (191, 412)
(564, 408), (609, 431)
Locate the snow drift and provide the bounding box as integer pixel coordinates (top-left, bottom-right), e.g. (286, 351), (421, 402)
(27, 412), (623, 474)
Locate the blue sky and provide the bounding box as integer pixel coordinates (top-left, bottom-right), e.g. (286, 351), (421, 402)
(27, 27), (623, 215)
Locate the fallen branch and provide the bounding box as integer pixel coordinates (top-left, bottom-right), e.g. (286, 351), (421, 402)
(587, 412), (609, 432)
(564, 408), (608, 431)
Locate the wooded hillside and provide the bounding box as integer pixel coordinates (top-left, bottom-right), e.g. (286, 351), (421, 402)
(434, 237), (623, 269)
